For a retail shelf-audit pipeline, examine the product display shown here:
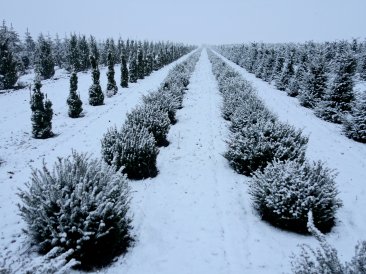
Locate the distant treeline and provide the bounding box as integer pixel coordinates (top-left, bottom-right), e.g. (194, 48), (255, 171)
(0, 20), (195, 90)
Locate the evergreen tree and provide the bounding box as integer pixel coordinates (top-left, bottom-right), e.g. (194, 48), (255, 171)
(343, 91), (366, 143)
(106, 51), (117, 97)
(299, 57), (327, 108)
(137, 47), (145, 79)
(23, 28), (36, 69)
(0, 39), (18, 89)
(52, 34), (65, 68)
(315, 53), (356, 123)
(34, 34), (55, 79)
(66, 34), (80, 72)
(67, 71), (83, 118)
(120, 53), (128, 88)
(88, 55), (104, 106)
(359, 53), (366, 81)
(30, 77), (53, 138)
(78, 35), (90, 71)
(89, 35), (99, 64)
(129, 53), (138, 83)
(101, 38), (110, 66)
(275, 57), (294, 91)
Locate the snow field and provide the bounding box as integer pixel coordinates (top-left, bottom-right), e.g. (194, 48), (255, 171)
(0, 50), (196, 271)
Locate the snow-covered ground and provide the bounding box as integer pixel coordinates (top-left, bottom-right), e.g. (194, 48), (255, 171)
(0, 52), (194, 272)
(1, 48), (366, 273)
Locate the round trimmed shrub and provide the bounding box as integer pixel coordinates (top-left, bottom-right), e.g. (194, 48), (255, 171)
(225, 120), (308, 176)
(101, 125), (159, 179)
(249, 159), (342, 233)
(18, 152), (133, 269)
(125, 104), (171, 147)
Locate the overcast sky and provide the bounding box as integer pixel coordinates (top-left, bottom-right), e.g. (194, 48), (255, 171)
(1, 0), (366, 45)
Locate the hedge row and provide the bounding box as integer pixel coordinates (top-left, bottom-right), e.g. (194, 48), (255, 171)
(101, 50), (201, 179)
(207, 49), (342, 234)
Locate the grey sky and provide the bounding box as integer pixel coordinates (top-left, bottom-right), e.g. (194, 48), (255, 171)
(1, 0), (365, 44)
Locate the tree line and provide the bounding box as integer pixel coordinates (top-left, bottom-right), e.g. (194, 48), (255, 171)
(216, 40), (366, 143)
(0, 20), (194, 90)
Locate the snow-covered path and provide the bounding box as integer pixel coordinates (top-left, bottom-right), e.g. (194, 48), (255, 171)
(214, 50), (366, 266)
(105, 49), (251, 274)
(0, 52), (194, 269)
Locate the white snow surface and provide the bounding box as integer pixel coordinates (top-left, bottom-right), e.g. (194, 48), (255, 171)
(1, 48), (366, 273)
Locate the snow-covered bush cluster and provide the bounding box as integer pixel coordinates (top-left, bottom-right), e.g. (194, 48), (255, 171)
(216, 42), (366, 143)
(101, 50), (200, 179)
(208, 50), (308, 176)
(18, 151), (133, 270)
(207, 50), (341, 233)
(250, 160), (342, 233)
(291, 212), (366, 274)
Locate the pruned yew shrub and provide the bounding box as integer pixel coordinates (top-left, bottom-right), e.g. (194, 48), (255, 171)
(125, 104), (171, 147)
(18, 152), (133, 270)
(229, 96), (276, 132)
(101, 125), (159, 179)
(250, 160), (342, 233)
(225, 120), (308, 176)
(143, 90), (180, 124)
(291, 212), (365, 274)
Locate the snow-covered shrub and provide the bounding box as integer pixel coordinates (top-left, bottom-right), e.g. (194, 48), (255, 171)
(30, 77), (53, 139)
(125, 104), (171, 147)
(225, 120), (308, 176)
(291, 212), (366, 274)
(67, 71), (83, 118)
(18, 152), (133, 269)
(143, 90), (180, 124)
(343, 91), (366, 143)
(229, 96), (276, 132)
(250, 160), (341, 233)
(101, 125), (159, 179)
(89, 55), (104, 106)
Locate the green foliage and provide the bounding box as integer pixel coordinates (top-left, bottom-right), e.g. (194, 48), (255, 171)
(0, 38), (18, 89)
(106, 52), (117, 97)
(67, 72), (83, 118)
(120, 54), (128, 88)
(88, 55), (104, 106)
(35, 35), (55, 79)
(30, 77), (53, 138)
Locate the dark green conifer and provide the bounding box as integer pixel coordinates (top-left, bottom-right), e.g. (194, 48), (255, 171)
(67, 71), (83, 117)
(121, 54), (129, 88)
(106, 52), (118, 97)
(88, 55), (104, 106)
(30, 77), (53, 138)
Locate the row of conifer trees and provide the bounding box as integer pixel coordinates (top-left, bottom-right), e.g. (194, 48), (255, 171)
(17, 50), (200, 272)
(216, 40), (366, 143)
(0, 20), (194, 90)
(208, 49), (366, 274)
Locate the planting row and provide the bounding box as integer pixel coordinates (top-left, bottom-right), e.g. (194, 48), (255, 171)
(216, 42), (366, 143)
(208, 49), (366, 273)
(207, 49), (341, 234)
(16, 50), (201, 272)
